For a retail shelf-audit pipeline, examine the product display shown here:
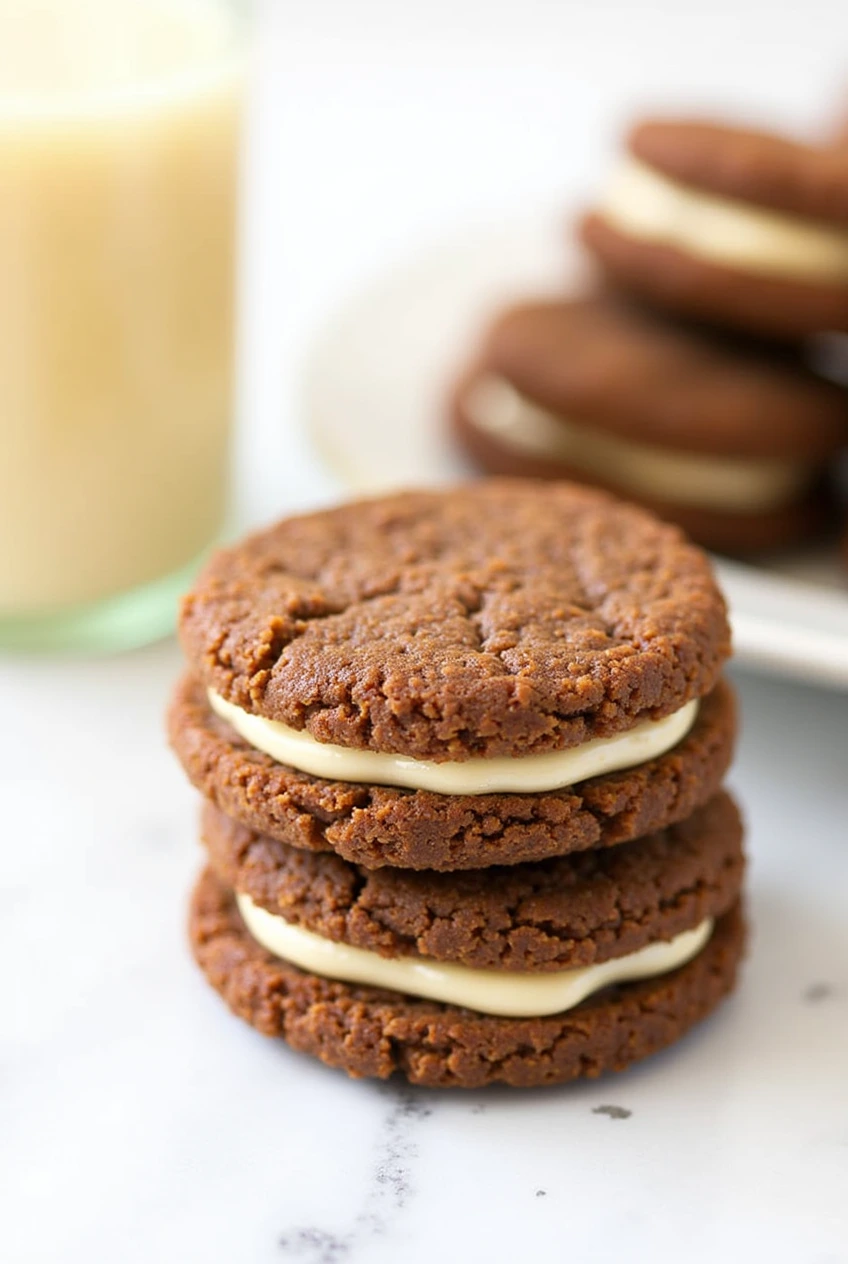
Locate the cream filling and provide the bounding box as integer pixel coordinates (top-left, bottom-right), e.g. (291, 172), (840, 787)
(208, 690), (699, 795)
(465, 375), (812, 513)
(600, 155), (848, 282)
(237, 892), (713, 1019)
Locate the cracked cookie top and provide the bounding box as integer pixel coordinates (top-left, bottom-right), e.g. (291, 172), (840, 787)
(178, 480), (730, 761)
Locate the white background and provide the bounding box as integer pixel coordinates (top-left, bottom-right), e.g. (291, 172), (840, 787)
(4, 2), (848, 1262)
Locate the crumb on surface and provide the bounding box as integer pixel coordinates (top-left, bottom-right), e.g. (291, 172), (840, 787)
(592, 1104), (632, 1120)
(803, 982), (834, 1003)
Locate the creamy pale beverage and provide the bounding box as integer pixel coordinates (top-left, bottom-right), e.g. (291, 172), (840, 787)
(0, 0), (242, 648)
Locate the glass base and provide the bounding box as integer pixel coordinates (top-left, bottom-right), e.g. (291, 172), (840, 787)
(0, 551), (209, 654)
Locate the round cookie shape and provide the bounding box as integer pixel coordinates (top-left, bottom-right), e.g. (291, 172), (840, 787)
(581, 116), (848, 336)
(629, 119), (848, 222)
(190, 867), (746, 1088)
(471, 298), (848, 459)
(168, 674), (736, 870)
(452, 402), (833, 555)
(200, 791), (744, 972)
(579, 215), (848, 339)
(179, 482), (730, 762)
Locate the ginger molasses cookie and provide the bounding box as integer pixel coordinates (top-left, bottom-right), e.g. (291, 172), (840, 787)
(169, 672), (736, 870)
(450, 297), (846, 553)
(189, 869), (745, 1088)
(178, 481), (730, 764)
(580, 118), (848, 337)
(199, 791), (744, 972)
(174, 482), (732, 870)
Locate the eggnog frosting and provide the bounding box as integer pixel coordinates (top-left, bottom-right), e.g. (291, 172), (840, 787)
(208, 689), (699, 795)
(601, 156), (848, 282)
(236, 892), (713, 1019)
(464, 375), (811, 513)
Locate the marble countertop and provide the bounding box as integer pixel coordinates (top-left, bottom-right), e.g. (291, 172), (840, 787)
(5, 3), (848, 1260)
(4, 651), (846, 1264)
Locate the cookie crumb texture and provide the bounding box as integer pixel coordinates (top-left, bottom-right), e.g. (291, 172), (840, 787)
(179, 482), (730, 761)
(169, 675), (736, 870)
(189, 868), (745, 1088)
(200, 791), (744, 972)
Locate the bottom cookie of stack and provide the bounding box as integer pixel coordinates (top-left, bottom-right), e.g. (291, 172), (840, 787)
(189, 793), (746, 1089)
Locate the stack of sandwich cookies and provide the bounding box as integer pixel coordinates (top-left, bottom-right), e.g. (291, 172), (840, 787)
(452, 296), (847, 553)
(171, 480), (746, 1088)
(581, 118), (848, 337)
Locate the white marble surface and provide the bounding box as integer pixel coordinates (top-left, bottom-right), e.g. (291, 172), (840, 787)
(4, 2), (848, 1261)
(3, 653), (847, 1264)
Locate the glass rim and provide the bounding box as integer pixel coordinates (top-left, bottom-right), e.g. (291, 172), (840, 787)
(0, 0), (249, 125)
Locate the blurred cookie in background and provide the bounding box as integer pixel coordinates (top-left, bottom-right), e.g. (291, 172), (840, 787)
(449, 295), (847, 554)
(580, 118), (848, 338)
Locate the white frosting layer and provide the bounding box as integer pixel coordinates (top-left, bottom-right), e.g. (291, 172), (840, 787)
(600, 156), (848, 282)
(465, 375), (812, 512)
(237, 892), (714, 1019)
(209, 690), (699, 795)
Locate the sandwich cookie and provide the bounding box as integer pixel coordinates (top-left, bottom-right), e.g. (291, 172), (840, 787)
(169, 672), (735, 870)
(580, 118), (848, 337)
(175, 483), (732, 867)
(200, 791), (744, 972)
(190, 792), (745, 1086)
(451, 297), (846, 553)
(178, 482), (730, 757)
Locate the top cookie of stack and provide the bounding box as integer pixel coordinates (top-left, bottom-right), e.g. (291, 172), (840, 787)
(173, 480), (733, 871)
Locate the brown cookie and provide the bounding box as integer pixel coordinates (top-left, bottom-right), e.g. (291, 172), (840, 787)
(448, 296), (844, 553)
(169, 674), (736, 870)
(189, 867), (746, 1088)
(460, 298), (848, 458)
(581, 117), (848, 336)
(200, 791), (744, 972)
(630, 119), (848, 222)
(580, 216), (848, 339)
(179, 482), (730, 762)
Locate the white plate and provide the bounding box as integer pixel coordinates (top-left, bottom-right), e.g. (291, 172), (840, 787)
(303, 215), (848, 690)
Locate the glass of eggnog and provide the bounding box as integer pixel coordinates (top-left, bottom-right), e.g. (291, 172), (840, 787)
(0, 0), (244, 651)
